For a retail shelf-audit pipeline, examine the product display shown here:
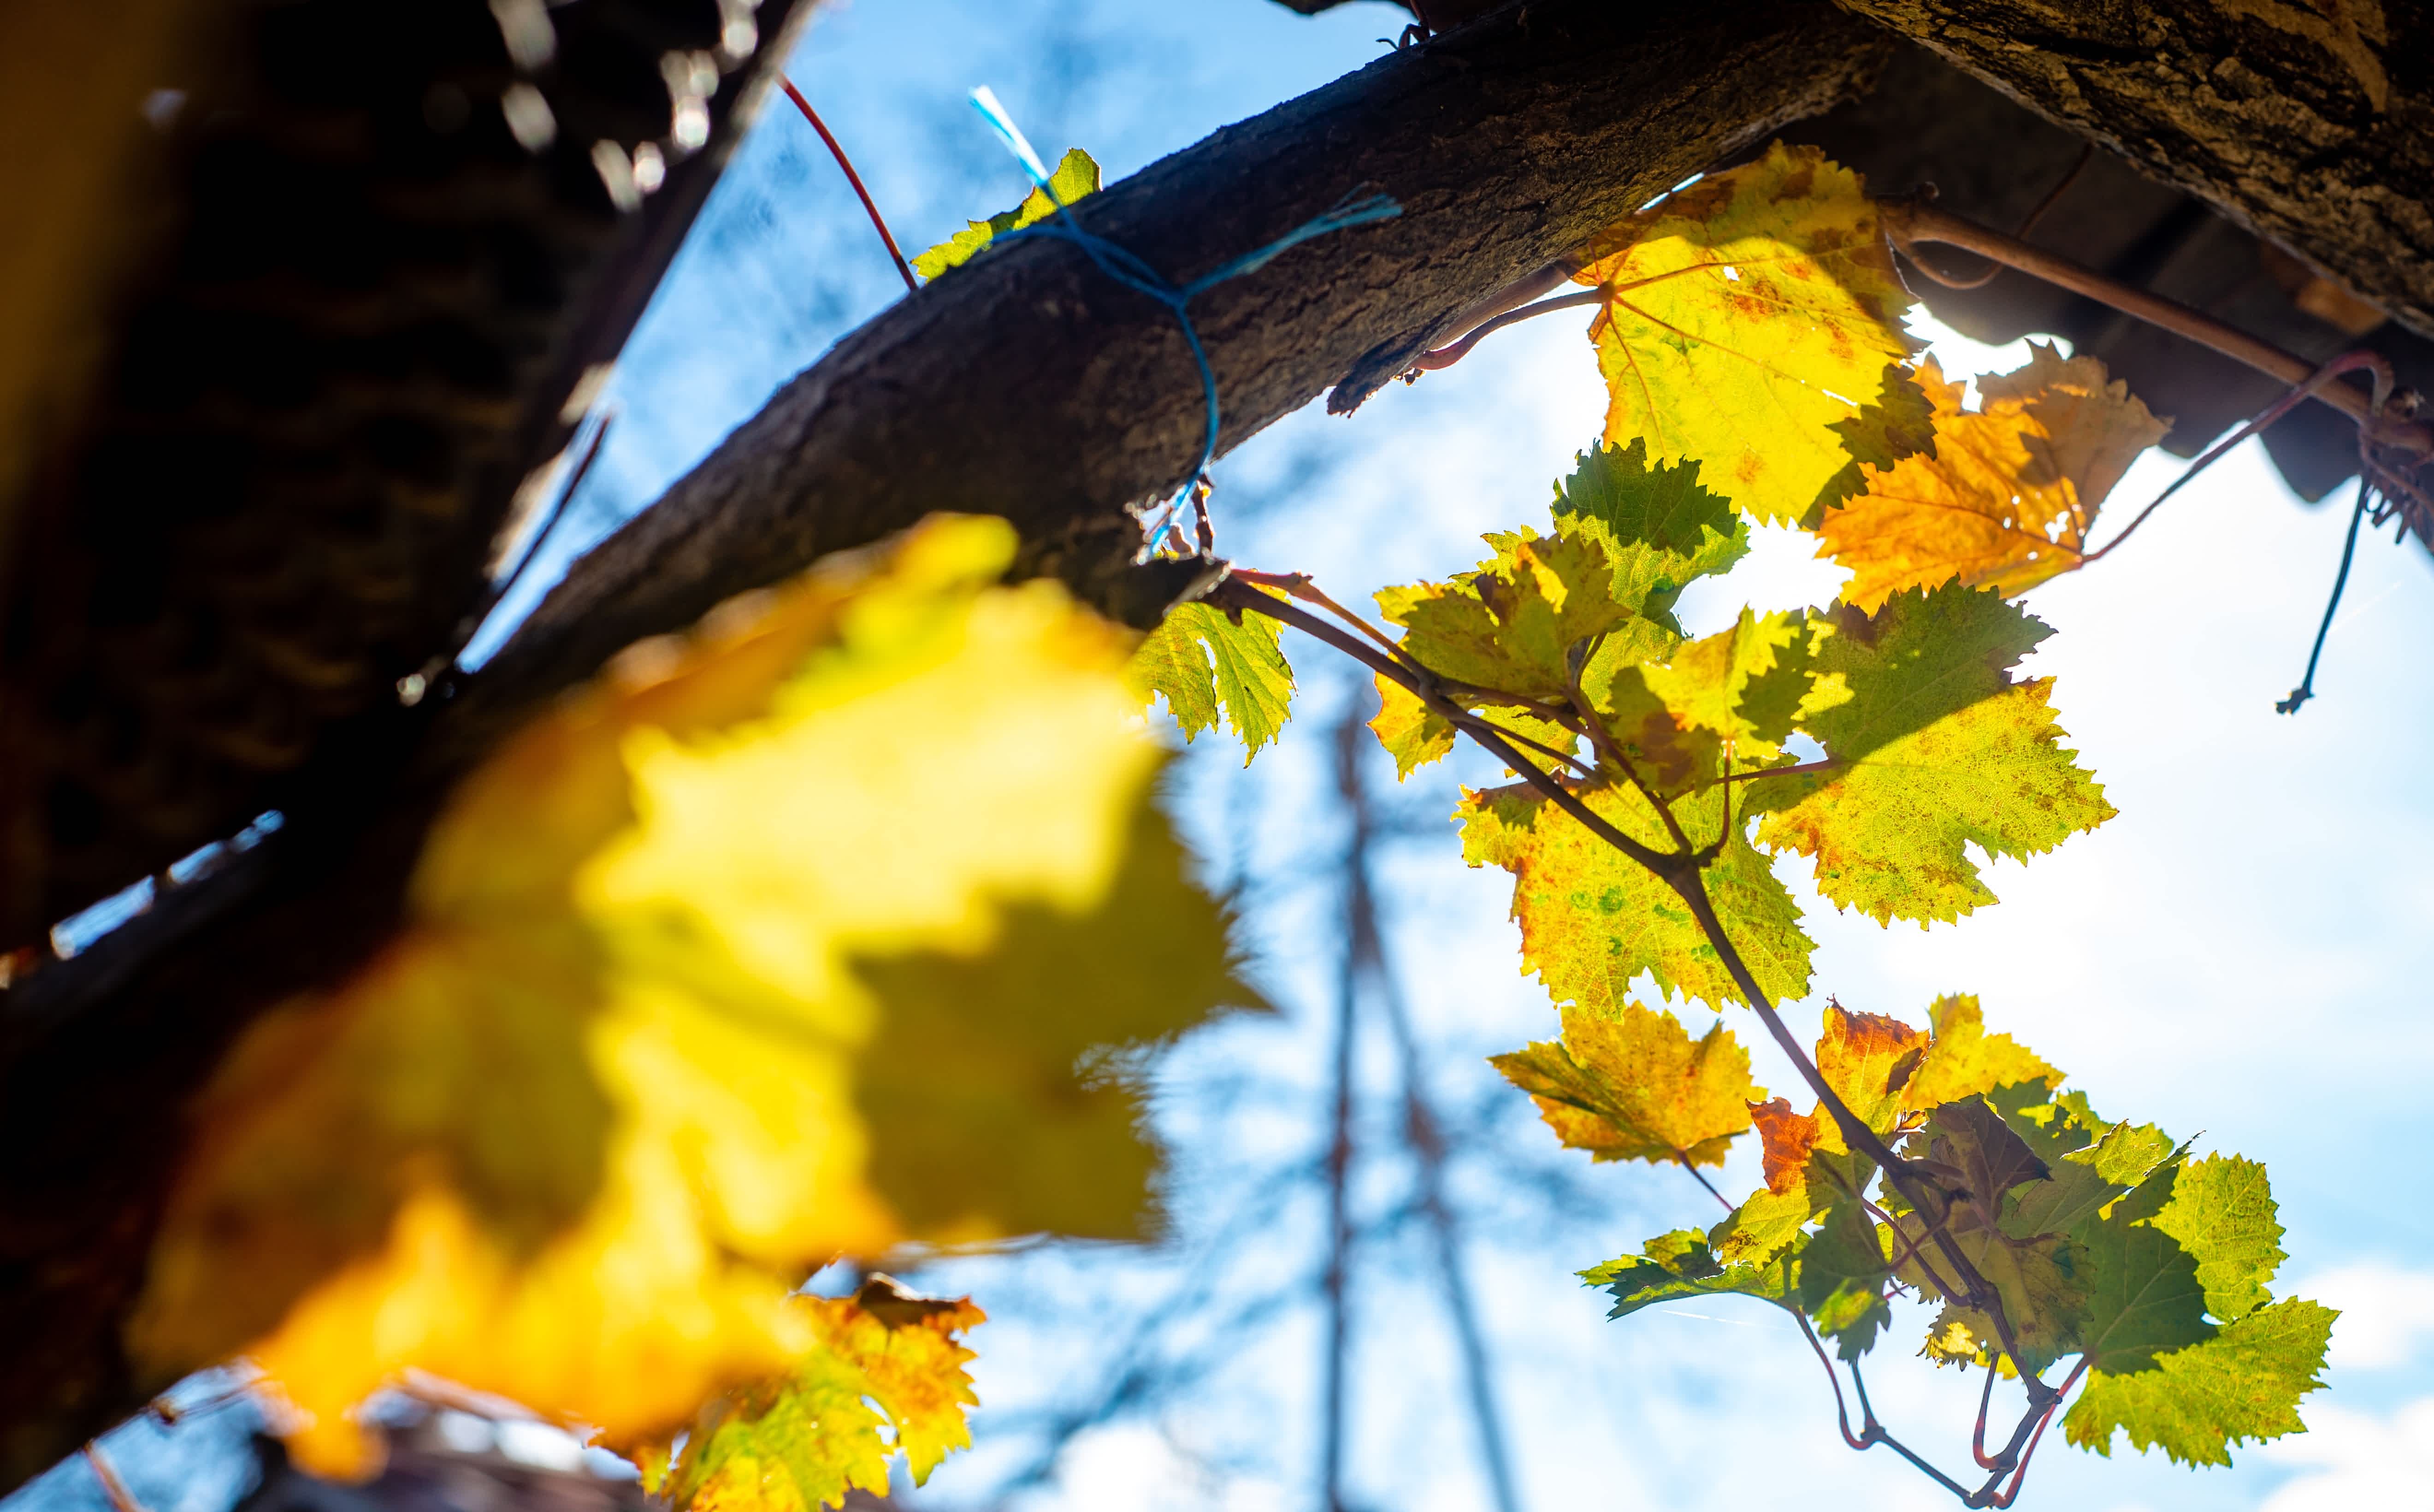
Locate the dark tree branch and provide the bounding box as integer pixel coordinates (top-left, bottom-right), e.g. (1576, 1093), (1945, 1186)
(1833, 0), (2434, 338)
(0, 0), (1888, 1487)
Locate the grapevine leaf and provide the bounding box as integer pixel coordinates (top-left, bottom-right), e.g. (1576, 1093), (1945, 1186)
(659, 1281), (986, 1511)
(1378, 529), (1629, 702)
(1818, 349), (2168, 611)
(1490, 1000), (1761, 1167)
(1711, 1184), (1815, 1267)
(911, 148), (1100, 279)
(1901, 993), (2059, 1112)
(1921, 1098), (2050, 1208)
(1574, 142), (1918, 523)
(1749, 1097), (1822, 1195)
(127, 516), (1244, 1475)
(1810, 361), (1939, 520)
(2065, 1299), (2334, 1467)
(1129, 597), (1295, 761)
(1366, 674), (1577, 780)
(1749, 585), (2114, 924)
(1457, 778), (1811, 1013)
(1896, 1097), (2090, 1372)
(1369, 675), (1457, 777)
(1550, 437), (1749, 620)
(1801, 1199), (1894, 1359)
(2001, 1117), (2177, 1241)
(1585, 1229), (1799, 1319)
(2150, 1155), (2286, 1323)
(1816, 1003), (1929, 1135)
(2073, 1165), (2216, 1376)
(1595, 609), (1806, 791)
(1977, 342), (2170, 518)
(1900, 1222), (2092, 1373)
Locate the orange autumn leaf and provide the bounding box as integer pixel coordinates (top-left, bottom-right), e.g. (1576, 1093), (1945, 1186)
(1817, 1003), (1929, 1134)
(1819, 346), (2168, 611)
(1750, 1097), (1823, 1195)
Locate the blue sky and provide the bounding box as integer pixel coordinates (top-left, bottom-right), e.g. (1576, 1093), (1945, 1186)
(16, 2), (2434, 1509)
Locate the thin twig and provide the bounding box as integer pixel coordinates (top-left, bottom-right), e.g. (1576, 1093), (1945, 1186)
(2277, 474), (2374, 714)
(83, 1445), (148, 1512)
(1409, 289), (1605, 372)
(2084, 351), (2394, 565)
(1339, 715), (1524, 1512)
(781, 79), (918, 293)
(486, 409), (613, 621)
(1903, 145), (2091, 290)
(1879, 198), (2431, 459)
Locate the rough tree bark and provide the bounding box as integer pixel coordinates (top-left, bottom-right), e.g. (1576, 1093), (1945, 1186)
(0, 0), (1891, 1485)
(1834, 0), (2434, 337)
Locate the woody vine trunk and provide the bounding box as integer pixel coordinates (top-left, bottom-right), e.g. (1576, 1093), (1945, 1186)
(0, 0), (1890, 1485)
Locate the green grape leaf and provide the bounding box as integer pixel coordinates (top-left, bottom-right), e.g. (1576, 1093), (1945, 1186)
(1710, 1182), (1817, 1267)
(2000, 1117), (2178, 1241)
(1458, 777), (1811, 1013)
(1128, 599), (1294, 762)
(1749, 585), (2114, 924)
(2073, 1164), (2215, 1376)
(1896, 1097), (2091, 1372)
(2065, 1299), (2335, 1467)
(911, 148), (1100, 279)
(1586, 1229), (1799, 1319)
(1800, 1199), (1894, 1359)
(2151, 1155), (2286, 1323)
(1551, 438), (1749, 621)
(1573, 142), (1918, 523)
(1490, 1000), (1761, 1168)
(1378, 529), (1629, 703)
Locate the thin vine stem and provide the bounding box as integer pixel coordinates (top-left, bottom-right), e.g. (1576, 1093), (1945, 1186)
(781, 79), (919, 293)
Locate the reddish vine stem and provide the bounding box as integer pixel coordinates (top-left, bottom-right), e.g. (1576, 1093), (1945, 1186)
(1879, 198), (2431, 460)
(780, 78), (919, 294)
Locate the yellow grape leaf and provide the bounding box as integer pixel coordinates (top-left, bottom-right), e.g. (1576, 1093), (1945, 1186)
(658, 1278), (985, 1511)
(1901, 992), (2059, 1113)
(1490, 1000), (1761, 1168)
(1592, 608), (1807, 791)
(1366, 674), (1578, 780)
(1377, 528), (1629, 703)
(1575, 141), (1917, 523)
(129, 516), (1247, 1476)
(1819, 347), (2168, 611)
(1816, 1003), (1929, 1136)
(1458, 777), (1811, 1013)
(1749, 585), (2114, 925)
(911, 148), (1100, 280)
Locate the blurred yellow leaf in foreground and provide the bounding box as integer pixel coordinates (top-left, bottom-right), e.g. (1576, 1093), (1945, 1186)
(129, 515), (1251, 1486)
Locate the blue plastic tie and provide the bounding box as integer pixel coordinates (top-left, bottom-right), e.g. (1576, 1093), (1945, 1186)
(963, 88), (1401, 535)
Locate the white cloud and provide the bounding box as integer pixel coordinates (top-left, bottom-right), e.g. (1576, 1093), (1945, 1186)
(2259, 1398), (2434, 1512)
(2295, 1262), (2434, 1371)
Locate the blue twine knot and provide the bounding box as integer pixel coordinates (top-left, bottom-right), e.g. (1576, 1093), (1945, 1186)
(966, 87), (1401, 539)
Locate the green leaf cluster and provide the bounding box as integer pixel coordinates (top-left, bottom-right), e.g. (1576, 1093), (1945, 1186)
(1116, 136), (2319, 1488)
